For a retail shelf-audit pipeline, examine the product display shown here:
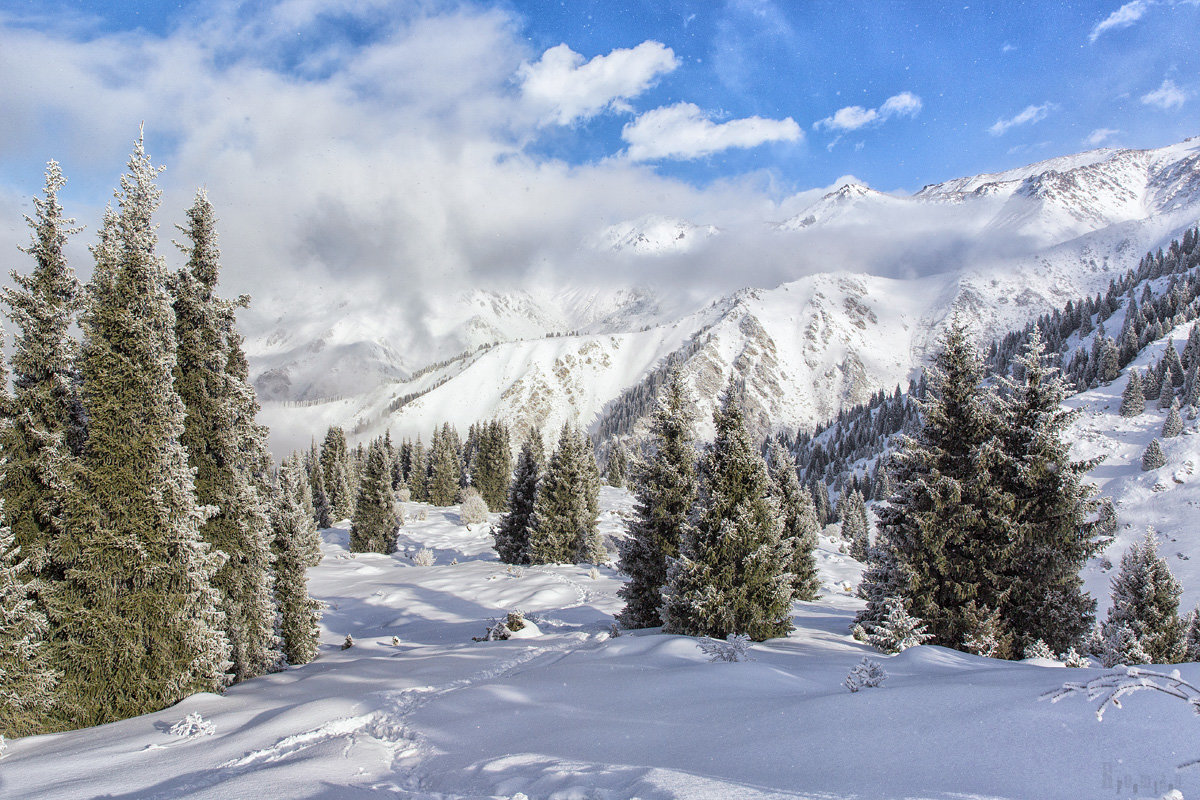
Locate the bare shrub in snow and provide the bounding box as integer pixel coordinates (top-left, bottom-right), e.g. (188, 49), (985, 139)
(412, 548), (436, 567)
(588, 567), (600, 580)
(844, 657), (888, 692)
(697, 633), (754, 662)
(1043, 666), (1200, 768)
(169, 712), (215, 739)
(459, 487), (489, 528)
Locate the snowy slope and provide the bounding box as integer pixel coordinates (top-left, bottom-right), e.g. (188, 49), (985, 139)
(251, 136), (1200, 455)
(6, 491), (1196, 799)
(1067, 319), (1200, 617)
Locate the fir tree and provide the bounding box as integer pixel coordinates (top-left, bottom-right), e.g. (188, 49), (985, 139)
(661, 387), (794, 642)
(50, 133), (229, 728)
(427, 423), (463, 506)
(320, 427), (352, 521)
(1119, 371), (1145, 417)
(0, 507), (58, 738)
(0, 161), (82, 582)
(493, 429), (542, 564)
(994, 329), (1101, 654)
(171, 189), (279, 682)
(853, 596), (930, 654)
(1100, 530), (1185, 664)
(1141, 439), (1166, 471)
(470, 420), (511, 512)
(349, 440), (399, 554)
(528, 425), (602, 564)
(766, 439), (819, 601)
(617, 371), (698, 628)
(272, 454), (321, 665)
(1158, 377), (1175, 410)
(839, 489), (870, 562)
(312, 467), (333, 529)
(1163, 404), (1184, 438)
(877, 318), (1015, 650)
(605, 443), (628, 488)
(1184, 606), (1200, 662)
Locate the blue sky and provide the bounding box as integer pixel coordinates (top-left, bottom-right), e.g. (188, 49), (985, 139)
(0, 0), (1196, 296)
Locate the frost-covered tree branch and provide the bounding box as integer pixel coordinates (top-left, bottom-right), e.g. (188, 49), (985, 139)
(1042, 666), (1200, 768)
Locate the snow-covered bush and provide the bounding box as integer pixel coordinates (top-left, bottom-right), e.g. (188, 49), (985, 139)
(395, 487), (412, 503)
(844, 657), (888, 692)
(0, 735), (7, 758)
(1023, 639), (1056, 660)
(341, 634), (354, 650)
(1061, 647), (1089, 668)
(853, 597), (931, 654)
(588, 567), (600, 580)
(697, 633), (755, 662)
(412, 548), (436, 567)
(169, 712), (215, 739)
(473, 610), (528, 642)
(459, 487), (489, 528)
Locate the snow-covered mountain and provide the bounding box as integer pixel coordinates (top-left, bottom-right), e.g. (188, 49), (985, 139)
(252, 136), (1200, 455)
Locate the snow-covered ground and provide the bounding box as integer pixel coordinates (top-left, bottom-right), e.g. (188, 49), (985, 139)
(4, 486), (1197, 799)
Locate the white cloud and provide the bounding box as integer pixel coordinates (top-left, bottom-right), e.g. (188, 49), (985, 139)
(1084, 128), (1121, 146)
(813, 91), (923, 132)
(1141, 78), (1188, 109)
(987, 102), (1055, 136)
(518, 41), (678, 126)
(1089, 0), (1153, 42)
(621, 102), (802, 161)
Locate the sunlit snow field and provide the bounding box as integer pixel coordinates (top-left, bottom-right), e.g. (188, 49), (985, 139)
(2, 482), (1196, 799)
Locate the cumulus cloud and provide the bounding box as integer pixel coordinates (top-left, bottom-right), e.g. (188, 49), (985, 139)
(518, 41), (678, 125)
(1084, 128), (1121, 146)
(1089, 0), (1153, 42)
(1141, 78), (1188, 109)
(813, 91), (922, 132)
(987, 102), (1056, 136)
(621, 102), (802, 161)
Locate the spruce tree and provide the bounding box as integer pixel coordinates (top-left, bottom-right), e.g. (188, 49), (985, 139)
(427, 423), (463, 506)
(839, 489), (870, 562)
(1158, 377), (1175, 410)
(408, 436), (428, 502)
(994, 329), (1101, 654)
(766, 439), (820, 601)
(877, 318), (1015, 651)
(0, 161), (82, 582)
(471, 420), (512, 512)
(171, 189), (279, 682)
(312, 468), (333, 529)
(320, 427), (352, 520)
(0, 506), (58, 738)
(528, 425), (602, 564)
(349, 440), (399, 554)
(50, 133), (229, 727)
(1163, 404), (1184, 438)
(617, 371), (698, 628)
(1119, 371), (1145, 417)
(605, 443), (628, 488)
(661, 388), (794, 642)
(272, 454), (322, 665)
(493, 429), (542, 564)
(1100, 530), (1185, 664)
(1141, 439), (1166, 471)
